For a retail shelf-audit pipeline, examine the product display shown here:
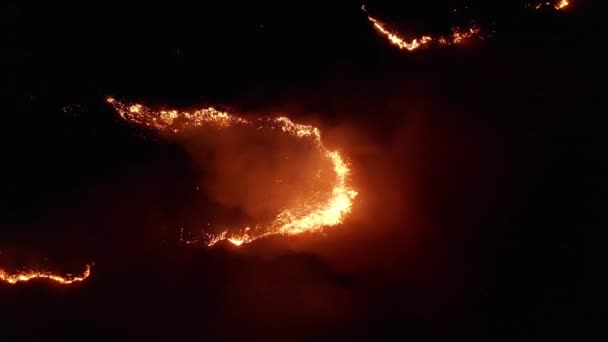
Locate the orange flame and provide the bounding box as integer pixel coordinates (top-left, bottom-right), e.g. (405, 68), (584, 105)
(555, 0), (570, 10)
(362, 5), (482, 52)
(363, 1), (571, 52)
(107, 97), (358, 247)
(0, 264), (92, 285)
(533, 0), (570, 10)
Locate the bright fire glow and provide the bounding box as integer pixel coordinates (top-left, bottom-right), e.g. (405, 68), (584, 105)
(533, 0), (570, 10)
(556, 0), (570, 10)
(0, 264), (91, 285)
(362, 5), (482, 52)
(363, 1), (571, 52)
(107, 97), (358, 247)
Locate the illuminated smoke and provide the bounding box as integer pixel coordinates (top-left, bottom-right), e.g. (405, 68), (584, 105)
(0, 264), (91, 285)
(107, 98), (358, 247)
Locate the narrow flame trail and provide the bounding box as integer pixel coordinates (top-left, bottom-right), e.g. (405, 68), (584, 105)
(108, 98), (358, 247)
(362, 5), (482, 52)
(0, 264), (91, 285)
(363, 1), (570, 52)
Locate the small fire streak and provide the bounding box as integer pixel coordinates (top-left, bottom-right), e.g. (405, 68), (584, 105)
(533, 0), (570, 10)
(362, 5), (482, 52)
(556, 0), (570, 10)
(107, 98), (358, 247)
(363, 1), (570, 52)
(0, 264), (91, 285)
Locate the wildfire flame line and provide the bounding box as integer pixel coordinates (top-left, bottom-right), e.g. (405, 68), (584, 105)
(362, 5), (482, 52)
(107, 97), (358, 247)
(0, 264), (92, 285)
(363, 1), (570, 52)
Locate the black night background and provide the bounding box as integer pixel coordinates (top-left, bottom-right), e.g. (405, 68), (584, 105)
(0, 0), (605, 339)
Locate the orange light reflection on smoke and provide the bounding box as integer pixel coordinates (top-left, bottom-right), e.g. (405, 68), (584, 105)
(108, 98), (358, 247)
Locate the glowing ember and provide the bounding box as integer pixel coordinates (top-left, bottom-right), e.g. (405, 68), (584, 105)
(0, 264), (92, 285)
(362, 5), (482, 52)
(107, 97), (358, 247)
(364, 1), (571, 52)
(533, 0), (570, 10)
(555, 0), (570, 10)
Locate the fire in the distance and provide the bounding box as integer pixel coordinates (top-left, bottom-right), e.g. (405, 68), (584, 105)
(555, 0), (570, 10)
(532, 0), (570, 10)
(362, 5), (482, 52)
(0, 264), (91, 285)
(363, 1), (570, 52)
(107, 97), (358, 247)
